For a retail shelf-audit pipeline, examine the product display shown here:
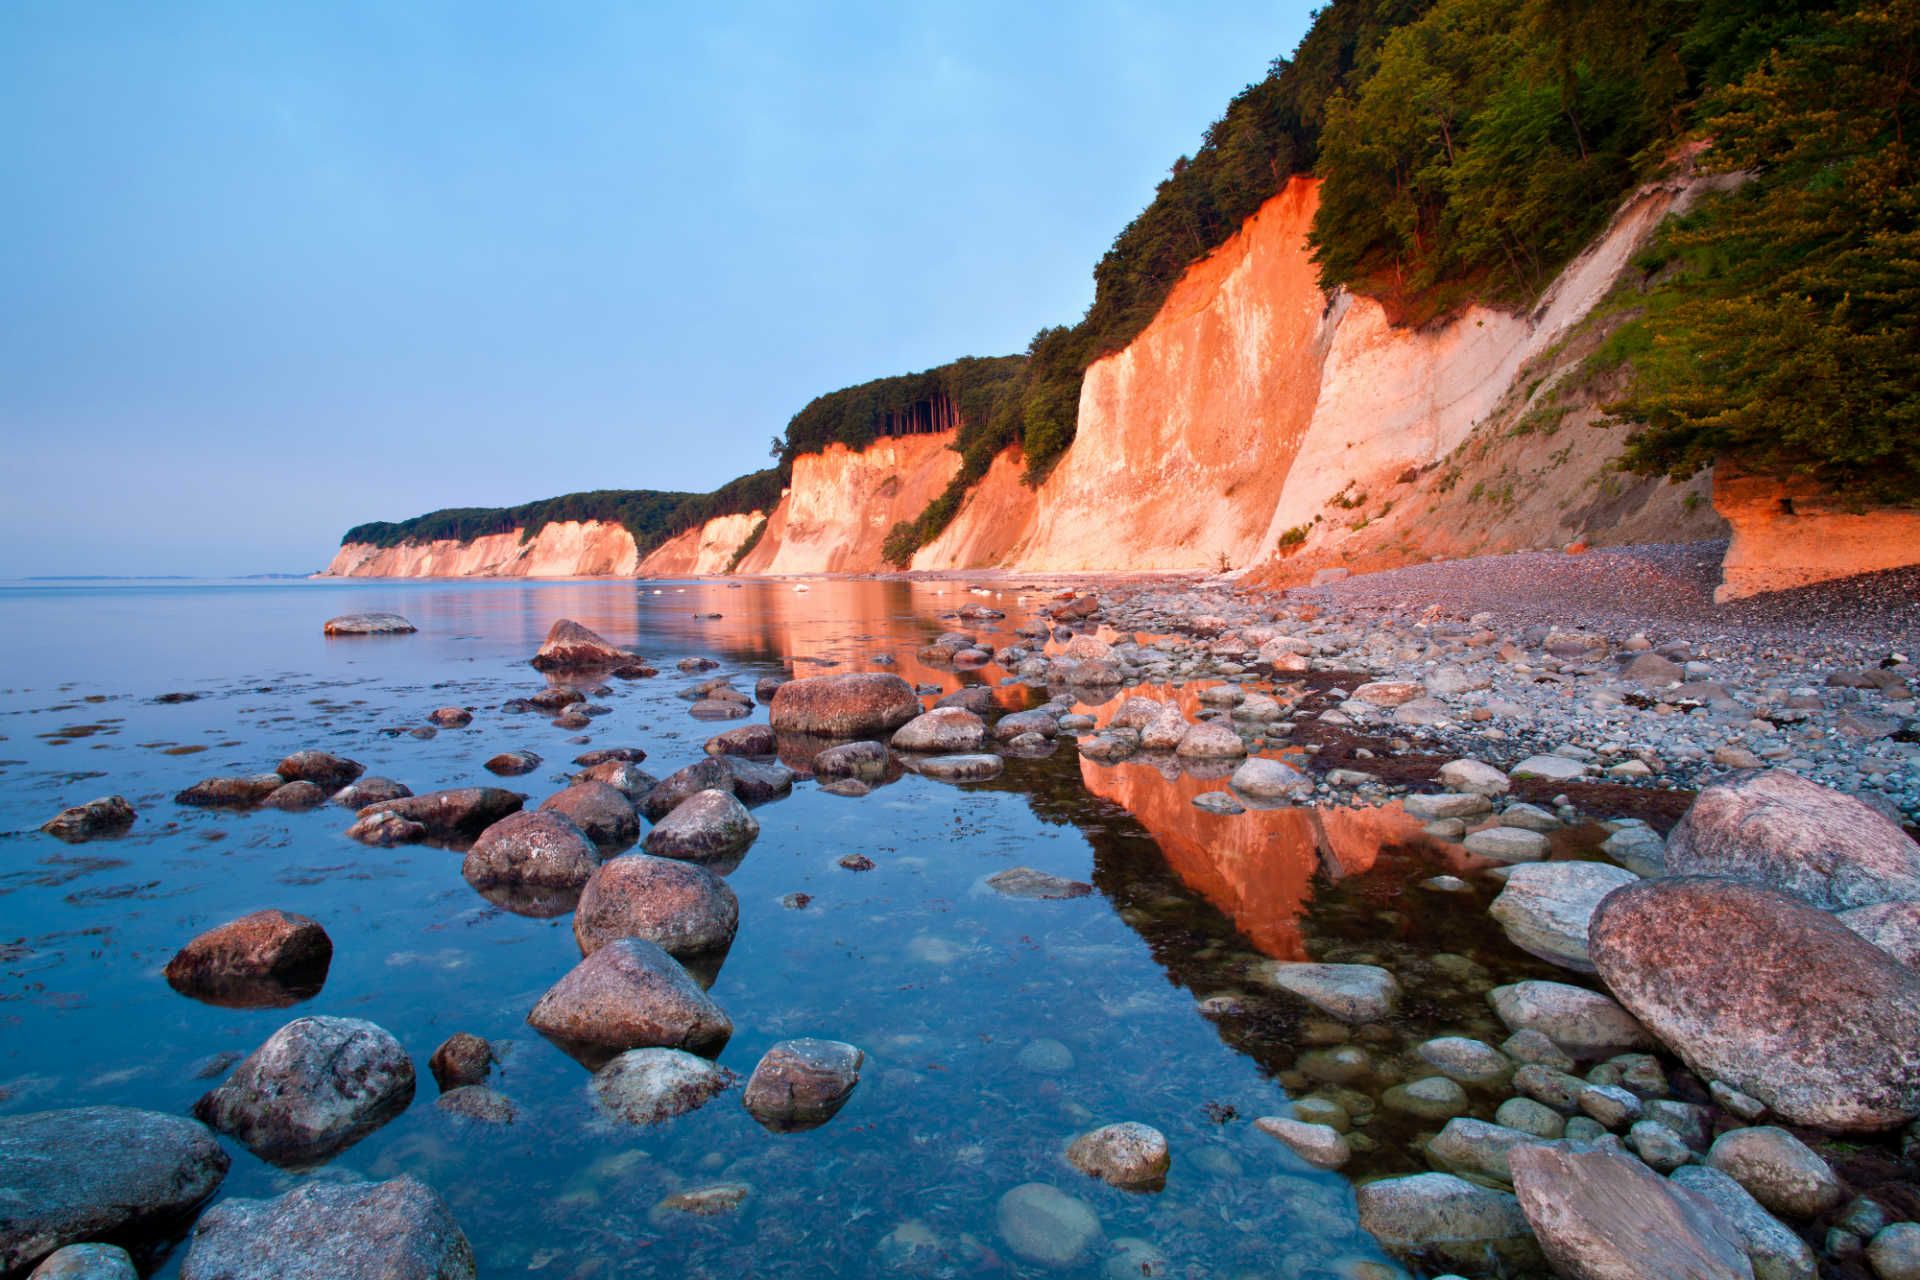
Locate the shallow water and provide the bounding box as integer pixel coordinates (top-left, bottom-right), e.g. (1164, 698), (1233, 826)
(0, 578), (1587, 1278)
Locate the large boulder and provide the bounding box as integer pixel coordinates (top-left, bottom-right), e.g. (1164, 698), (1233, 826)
(573, 854), (738, 958)
(39, 796), (136, 843)
(1665, 770), (1920, 909)
(891, 707), (987, 753)
(163, 909), (333, 1007)
(194, 1016), (415, 1165)
(590, 1048), (736, 1126)
(462, 811), (600, 890)
(741, 1039), (864, 1132)
(1591, 876), (1920, 1131)
(179, 1176), (474, 1280)
(529, 619), (631, 670)
(526, 937), (732, 1057)
(537, 781), (639, 850)
(1490, 862), (1641, 973)
(768, 673), (921, 737)
(0, 1107), (229, 1277)
(644, 789), (759, 864)
(274, 750), (365, 792)
(356, 788), (523, 843)
(1488, 980), (1651, 1060)
(1509, 1145), (1752, 1280)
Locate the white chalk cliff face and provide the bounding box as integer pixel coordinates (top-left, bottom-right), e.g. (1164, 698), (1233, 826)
(324, 168), (1909, 593)
(323, 520), (639, 578)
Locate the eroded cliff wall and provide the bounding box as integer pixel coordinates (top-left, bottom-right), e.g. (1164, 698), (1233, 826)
(323, 520), (640, 578)
(636, 511), (766, 578)
(735, 434), (961, 575)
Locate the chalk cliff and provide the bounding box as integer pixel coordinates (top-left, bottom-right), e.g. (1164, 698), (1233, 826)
(324, 520), (640, 578)
(325, 169), (1908, 594)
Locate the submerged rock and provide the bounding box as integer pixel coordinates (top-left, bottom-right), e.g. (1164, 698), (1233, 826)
(164, 909), (332, 1007)
(323, 612), (415, 636)
(591, 1048), (736, 1125)
(812, 740), (891, 780)
(462, 811), (600, 890)
(1258, 962), (1399, 1022)
(483, 750), (542, 777)
(1706, 1127), (1842, 1218)
(0, 1106), (229, 1277)
(39, 796), (136, 842)
(995, 1184), (1103, 1269)
(742, 1038), (864, 1132)
(1591, 876), (1920, 1131)
(530, 618), (631, 670)
(179, 1176), (474, 1280)
(1509, 1144), (1751, 1280)
(1230, 756), (1311, 800)
(1254, 1116), (1350, 1169)
(986, 867), (1092, 900)
(345, 810), (427, 846)
(917, 753), (1004, 782)
(1669, 1165), (1817, 1280)
(194, 1016), (415, 1166)
(1665, 769), (1920, 910)
(573, 853), (738, 958)
(769, 672), (921, 737)
(28, 1244), (138, 1279)
(526, 937), (732, 1056)
(1066, 1122), (1170, 1187)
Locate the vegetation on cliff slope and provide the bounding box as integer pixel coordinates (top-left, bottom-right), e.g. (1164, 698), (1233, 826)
(1608, 0), (1920, 502)
(342, 468), (782, 556)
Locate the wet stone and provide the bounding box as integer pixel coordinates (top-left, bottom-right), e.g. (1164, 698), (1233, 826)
(164, 909), (332, 1007)
(428, 1033), (494, 1091)
(193, 1015), (415, 1166)
(1254, 1116), (1350, 1169)
(0, 1106), (231, 1277)
(40, 795), (136, 842)
(592, 1048), (736, 1126)
(916, 753), (1004, 782)
(1258, 961), (1399, 1023)
(484, 750), (542, 777)
(179, 1176), (474, 1280)
(1065, 1122), (1169, 1188)
(526, 937), (732, 1057)
(995, 1183), (1103, 1269)
(28, 1244), (138, 1279)
(538, 780), (639, 850)
(435, 1086), (516, 1125)
(643, 789), (759, 864)
(986, 867), (1092, 900)
(742, 1038), (864, 1132)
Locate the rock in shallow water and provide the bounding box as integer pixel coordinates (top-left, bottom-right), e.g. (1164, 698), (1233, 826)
(591, 1048), (735, 1125)
(1706, 1127), (1842, 1219)
(357, 788), (523, 843)
(573, 853), (738, 958)
(179, 1176), (473, 1280)
(986, 867), (1091, 900)
(462, 811), (599, 890)
(1355, 1172), (1540, 1272)
(1488, 980), (1651, 1060)
(1230, 756), (1311, 800)
(1590, 876), (1920, 1132)
(428, 1033), (494, 1091)
(1066, 1121), (1169, 1187)
(1258, 961), (1399, 1022)
(529, 618), (631, 671)
(892, 707), (987, 752)
(1509, 1144), (1752, 1280)
(1254, 1116), (1350, 1169)
(323, 612), (415, 636)
(1669, 1165), (1816, 1280)
(1489, 861), (1640, 973)
(643, 789), (759, 863)
(0, 1106), (230, 1277)
(526, 937), (731, 1057)
(742, 1038), (864, 1132)
(28, 1244), (138, 1279)
(995, 1184), (1103, 1268)
(39, 795), (136, 842)
(164, 909), (332, 1007)
(769, 673), (921, 737)
(538, 780), (639, 850)
(916, 753), (1003, 782)
(194, 1015), (415, 1166)
(274, 750), (364, 792)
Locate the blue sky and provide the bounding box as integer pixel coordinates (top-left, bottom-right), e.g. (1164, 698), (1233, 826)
(0, 2), (1313, 575)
